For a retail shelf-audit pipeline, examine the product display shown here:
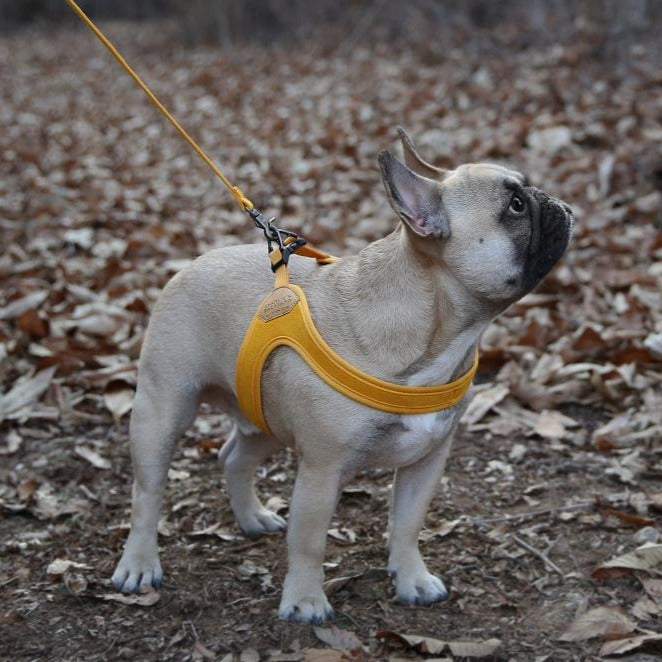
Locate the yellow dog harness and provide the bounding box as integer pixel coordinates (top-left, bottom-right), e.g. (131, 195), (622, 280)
(236, 246), (479, 433)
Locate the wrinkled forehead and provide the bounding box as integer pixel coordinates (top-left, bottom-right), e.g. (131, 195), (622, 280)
(445, 162), (526, 186)
(441, 163), (527, 216)
(442, 163), (527, 202)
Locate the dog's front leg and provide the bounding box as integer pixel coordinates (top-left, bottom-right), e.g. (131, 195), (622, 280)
(112, 371), (198, 593)
(388, 437), (454, 605)
(278, 456), (342, 624)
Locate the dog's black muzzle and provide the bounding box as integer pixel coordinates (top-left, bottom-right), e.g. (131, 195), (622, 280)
(523, 190), (573, 289)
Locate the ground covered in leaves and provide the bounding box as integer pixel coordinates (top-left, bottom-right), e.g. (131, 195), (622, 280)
(2, 18), (662, 662)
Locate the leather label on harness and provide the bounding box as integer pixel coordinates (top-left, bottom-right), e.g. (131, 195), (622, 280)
(258, 287), (299, 322)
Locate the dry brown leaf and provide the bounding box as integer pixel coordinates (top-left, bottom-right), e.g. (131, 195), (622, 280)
(599, 631), (662, 656)
(593, 544), (662, 578)
(558, 606), (636, 641)
(32, 483), (90, 520)
(592, 414), (639, 450)
(192, 640), (217, 661)
(0, 290), (49, 320)
(327, 527), (357, 544)
(80, 361), (137, 388)
(265, 495), (288, 513)
(0, 430), (23, 455)
(632, 595), (660, 620)
(103, 381), (134, 425)
(238, 559), (270, 577)
(420, 518), (464, 542)
(313, 626), (364, 653)
(649, 493), (662, 512)
(534, 410), (567, 439)
(46, 559), (93, 576)
(572, 325), (606, 353)
(598, 507), (654, 528)
(188, 523), (238, 541)
(18, 309), (49, 338)
(461, 383), (509, 425)
(0, 366), (56, 422)
(167, 468), (190, 481)
(16, 478), (39, 500)
(98, 590), (160, 606)
(641, 577), (662, 604)
(376, 632), (446, 655)
(323, 575), (355, 596)
(376, 631), (500, 658)
(323, 568), (388, 596)
(447, 638), (502, 657)
(644, 332), (662, 358)
(64, 572), (88, 595)
(75, 445), (111, 470)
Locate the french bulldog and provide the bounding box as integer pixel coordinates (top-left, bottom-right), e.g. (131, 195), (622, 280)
(111, 128), (573, 623)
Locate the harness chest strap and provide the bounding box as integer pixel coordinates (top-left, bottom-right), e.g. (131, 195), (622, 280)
(235, 255), (480, 434)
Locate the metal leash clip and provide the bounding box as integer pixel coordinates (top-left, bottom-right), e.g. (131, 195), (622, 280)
(247, 208), (308, 271)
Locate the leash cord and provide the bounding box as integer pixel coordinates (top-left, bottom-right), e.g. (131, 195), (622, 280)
(64, 0), (255, 213)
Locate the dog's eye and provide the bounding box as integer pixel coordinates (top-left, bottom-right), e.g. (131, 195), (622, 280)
(509, 194), (525, 214)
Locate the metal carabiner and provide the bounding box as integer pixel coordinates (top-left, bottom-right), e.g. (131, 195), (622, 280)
(246, 207), (307, 270)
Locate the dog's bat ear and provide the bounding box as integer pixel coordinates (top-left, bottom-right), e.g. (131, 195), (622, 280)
(378, 150), (450, 239)
(397, 127), (448, 180)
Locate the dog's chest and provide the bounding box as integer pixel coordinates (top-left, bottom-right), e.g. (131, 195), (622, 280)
(370, 410), (460, 469)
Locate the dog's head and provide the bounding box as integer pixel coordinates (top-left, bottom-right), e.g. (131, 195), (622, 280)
(378, 128), (573, 306)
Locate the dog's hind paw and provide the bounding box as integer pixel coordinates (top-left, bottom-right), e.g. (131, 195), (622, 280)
(393, 570), (448, 606)
(238, 507), (287, 538)
(278, 594), (334, 624)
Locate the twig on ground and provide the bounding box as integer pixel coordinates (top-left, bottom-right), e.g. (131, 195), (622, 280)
(544, 535), (560, 557)
(226, 595), (274, 606)
(470, 501), (594, 526)
(511, 534), (565, 578)
(184, 620), (199, 642)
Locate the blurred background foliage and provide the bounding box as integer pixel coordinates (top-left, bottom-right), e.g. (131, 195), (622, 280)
(1, 0), (660, 59)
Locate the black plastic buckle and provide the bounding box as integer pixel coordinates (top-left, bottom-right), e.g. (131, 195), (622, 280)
(246, 207), (308, 271)
(270, 236), (307, 272)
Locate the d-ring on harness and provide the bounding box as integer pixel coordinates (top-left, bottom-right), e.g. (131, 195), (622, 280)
(66, 0), (479, 435)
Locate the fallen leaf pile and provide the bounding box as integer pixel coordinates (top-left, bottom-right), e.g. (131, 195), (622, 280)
(1, 14), (662, 661)
(556, 544), (662, 656)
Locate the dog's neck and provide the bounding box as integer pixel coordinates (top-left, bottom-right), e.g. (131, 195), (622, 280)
(338, 224), (492, 385)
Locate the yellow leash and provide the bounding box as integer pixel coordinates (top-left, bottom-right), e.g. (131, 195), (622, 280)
(64, 0), (254, 213)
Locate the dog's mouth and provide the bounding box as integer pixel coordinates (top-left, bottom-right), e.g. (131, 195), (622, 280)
(522, 190), (573, 289)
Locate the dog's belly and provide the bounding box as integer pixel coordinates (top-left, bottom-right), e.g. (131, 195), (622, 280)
(359, 409), (462, 469)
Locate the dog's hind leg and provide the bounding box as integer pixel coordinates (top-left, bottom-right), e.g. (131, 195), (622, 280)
(220, 425), (286, 537)
(112, 366), (198, 593)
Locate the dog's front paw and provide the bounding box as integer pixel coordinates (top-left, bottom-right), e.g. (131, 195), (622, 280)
(278, 588), (334, 624)
(238, 507), (287, 538)
(111, 547), (162, 594)
(391, 567), (448, 605)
